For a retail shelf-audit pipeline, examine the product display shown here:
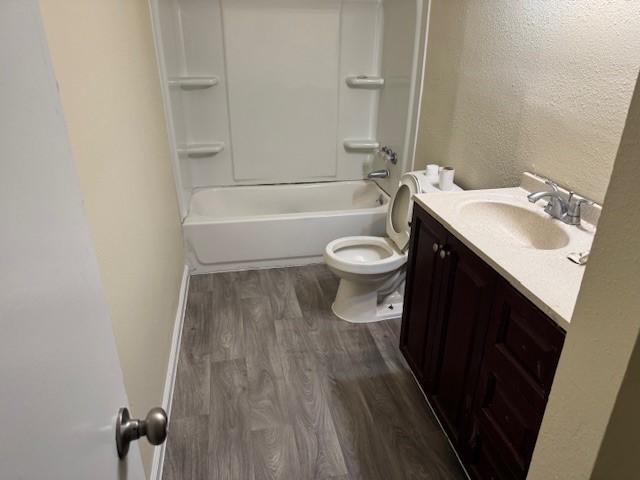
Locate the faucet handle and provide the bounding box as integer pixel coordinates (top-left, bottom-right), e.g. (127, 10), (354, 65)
(377, 145), (398, 165)
(545, 179), (559, 192)
(568, 191), (594, 210)
(567, 191), (594, 224)
(568, 191), (593, 204)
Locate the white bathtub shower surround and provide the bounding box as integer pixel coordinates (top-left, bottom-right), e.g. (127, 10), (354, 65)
(223, 1), (341, 182)
(185, 180), (389, 273)
(150, 0), (431, 270)
(152, 0), (386, 198)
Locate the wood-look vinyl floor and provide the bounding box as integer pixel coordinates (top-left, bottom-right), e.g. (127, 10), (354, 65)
(163, 264), (465, 480)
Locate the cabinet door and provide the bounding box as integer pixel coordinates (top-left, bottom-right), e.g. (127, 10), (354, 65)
(465, 279), (565, 479)
(399, 208), (447, 385)
(426, 234), (497, 445)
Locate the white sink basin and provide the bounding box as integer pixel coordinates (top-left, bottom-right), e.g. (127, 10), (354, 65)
(459, 200), (570, 250)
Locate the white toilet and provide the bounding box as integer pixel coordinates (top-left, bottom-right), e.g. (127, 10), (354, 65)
(324, 171), (440, 323)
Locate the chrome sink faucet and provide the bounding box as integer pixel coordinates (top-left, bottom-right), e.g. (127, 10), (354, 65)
(527, 180), (593, 226)
(527, 181), (567, 219)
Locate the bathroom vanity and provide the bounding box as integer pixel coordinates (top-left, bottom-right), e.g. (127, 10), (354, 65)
(400, 175), (598, 479)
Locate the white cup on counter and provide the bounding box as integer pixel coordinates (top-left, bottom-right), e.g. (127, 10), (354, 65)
(439, 167), (455, 191)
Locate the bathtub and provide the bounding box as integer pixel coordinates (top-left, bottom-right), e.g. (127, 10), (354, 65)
(184, 180), (389, 273)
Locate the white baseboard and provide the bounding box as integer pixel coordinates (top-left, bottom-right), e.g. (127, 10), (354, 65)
(150, 265), (190, 480)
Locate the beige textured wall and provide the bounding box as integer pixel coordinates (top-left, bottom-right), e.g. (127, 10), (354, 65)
(591, 333), (640, 478)
(528, 74), (640, 479)
(416, 0), (640, 203)
(39, 1), (184, 472)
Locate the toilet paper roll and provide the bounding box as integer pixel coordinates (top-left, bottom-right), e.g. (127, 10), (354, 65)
(425, 164), (439, 179)
(439, 167), (455, 191)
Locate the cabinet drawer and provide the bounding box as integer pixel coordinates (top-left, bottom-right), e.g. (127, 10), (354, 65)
(467, 419), (518, 480)
(488, 279), (565, 400)
(481, 373), (532, 461)
(472, 371), (538, 475)
(467, 278), (566, 478)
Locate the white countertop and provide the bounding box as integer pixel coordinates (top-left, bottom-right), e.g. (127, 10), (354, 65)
(413, 179), (598, 330)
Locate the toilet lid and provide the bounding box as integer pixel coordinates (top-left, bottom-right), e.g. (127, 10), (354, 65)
(386, 173), (425, 251)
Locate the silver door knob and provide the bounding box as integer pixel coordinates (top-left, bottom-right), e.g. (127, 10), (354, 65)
(439, 249), (449, 259)
(116, 406), (168, 459)
(432, 242), (440, 252)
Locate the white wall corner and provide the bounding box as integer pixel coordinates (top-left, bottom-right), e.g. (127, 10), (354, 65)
(150, 265), (190, 480)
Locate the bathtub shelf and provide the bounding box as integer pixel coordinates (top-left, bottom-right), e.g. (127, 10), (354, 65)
(343, 139), (380, 152)
(178, 142), (225, 157)
(345, 75), (385, 89)
(168, 76), (219, 90)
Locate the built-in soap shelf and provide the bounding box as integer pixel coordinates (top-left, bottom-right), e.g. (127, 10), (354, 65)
(345, 75), (384, 89)
(178, 142), (225, 157)
(343, 139), (380, 152)
(168, 76), (219, 90)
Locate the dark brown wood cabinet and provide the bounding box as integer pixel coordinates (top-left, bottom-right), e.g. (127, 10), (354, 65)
(400, 204), (566, 480)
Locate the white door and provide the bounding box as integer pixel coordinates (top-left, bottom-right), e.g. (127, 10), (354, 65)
(0, 2), (146, 478)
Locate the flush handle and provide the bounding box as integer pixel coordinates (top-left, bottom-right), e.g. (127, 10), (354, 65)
(116, 407), (168, 459)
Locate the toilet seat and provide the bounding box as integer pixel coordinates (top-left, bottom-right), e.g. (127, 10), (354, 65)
(325, 236), (407, 276)
(385, 173), (429, 251)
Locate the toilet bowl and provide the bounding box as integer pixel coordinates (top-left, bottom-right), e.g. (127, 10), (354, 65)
(324, 171), (439, 323)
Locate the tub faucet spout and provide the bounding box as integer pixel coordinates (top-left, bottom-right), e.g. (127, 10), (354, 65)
(368, 169), (389, 179)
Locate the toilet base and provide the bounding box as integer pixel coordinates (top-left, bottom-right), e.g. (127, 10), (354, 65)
(331, 278), (403, 323)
